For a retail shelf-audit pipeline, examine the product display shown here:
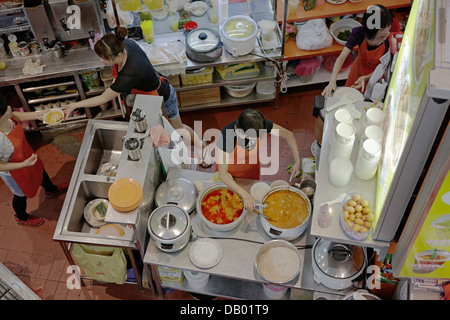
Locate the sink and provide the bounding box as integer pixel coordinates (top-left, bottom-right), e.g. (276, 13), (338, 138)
(84, 127), (126, 175)
(66, 180), (111, 233)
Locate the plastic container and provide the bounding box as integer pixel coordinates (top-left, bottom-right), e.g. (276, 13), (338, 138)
(329, 157), (353, 188)
(256, 80), (275, 95)
(180, 67), (213, 86)
(263, 283), (287, 299)
(329, 123), (355, 163)
(224, 82), (256, 98)
(339, 191), (375, 241)
(355, 139), (381, 181)
(184, 270), (210, 288)
(215, 63), (259, 80)
(323, 53), (353, 73)
(81, 71), (101, 90)
(294, 57), (321, 76)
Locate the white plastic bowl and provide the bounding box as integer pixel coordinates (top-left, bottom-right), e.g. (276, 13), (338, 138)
(330, 19), (362, 45)
(250, 182), (270, 201)
(224, 82), (256, 98)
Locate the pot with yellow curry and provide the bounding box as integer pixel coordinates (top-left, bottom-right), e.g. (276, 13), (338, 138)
(259, 186), (311, 241)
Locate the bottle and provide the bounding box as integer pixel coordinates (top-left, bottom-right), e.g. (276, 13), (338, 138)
(8, 34), (20, 57)
(355, 139), (382, 180)
(329, 122), (355, 163)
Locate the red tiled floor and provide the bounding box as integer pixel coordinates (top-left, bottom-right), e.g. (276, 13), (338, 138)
(0, 90), (320, 300)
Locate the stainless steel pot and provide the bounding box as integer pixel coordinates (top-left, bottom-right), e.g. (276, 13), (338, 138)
(155, 178), (197, 214)
(196, 183), (247, 231)
(185, 27), (223, 62)
(148, 204), (191, 252)
(311, 239), (366, 290)
(260, 186), (311, 241)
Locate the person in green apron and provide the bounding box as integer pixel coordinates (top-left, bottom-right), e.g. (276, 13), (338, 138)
(64, 27), (212, 167)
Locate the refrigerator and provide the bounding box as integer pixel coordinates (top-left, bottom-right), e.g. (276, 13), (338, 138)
(372, 0), (449, 251)
(389, 0), (450, 279)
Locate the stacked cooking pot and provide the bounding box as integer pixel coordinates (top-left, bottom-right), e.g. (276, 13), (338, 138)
(148, 178), (197, 252)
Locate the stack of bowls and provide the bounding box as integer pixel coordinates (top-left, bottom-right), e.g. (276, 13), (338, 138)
(108, 178), (143, 212)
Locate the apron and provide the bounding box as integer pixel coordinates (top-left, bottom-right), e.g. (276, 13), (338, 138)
(345, 38), (386, 91)
(216, 139), (261, 180)
(1, 118), (43, 198)
(112, 64), (166, 96)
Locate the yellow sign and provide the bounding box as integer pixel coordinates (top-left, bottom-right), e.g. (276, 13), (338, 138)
(399, 168), (450, 278)
(375, 0), (435, 231)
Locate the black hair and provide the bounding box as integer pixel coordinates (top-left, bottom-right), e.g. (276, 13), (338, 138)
(0, 95), (8, 116)
(94, 27), (128, 61)
(363, 4), (393, 40)
(236, 109), (267, 138)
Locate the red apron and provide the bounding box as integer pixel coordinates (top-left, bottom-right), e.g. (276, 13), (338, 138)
(345, 39), (386, 91)
(3, 119), (43, 198)
(216, 139), (261, 180)
(112, 64), (166, 96)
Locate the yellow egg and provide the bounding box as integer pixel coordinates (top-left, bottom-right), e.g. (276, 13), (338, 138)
(346, 206), (355, 214)
(360, 199), (369, 207)
(347, 200), (357, 207)
(362, 214), (367, 221)
(348, 213), (355, 222)
(366, 212), (374, 222)
(342, 210), (349, 220)
(355, 204), (363, 212)
(352, 224), (361, 232)
(352, 193), (361, 202)
(0, 61), (6, 70)
(364, 221), (372, 229)
(345, 219), (353, 228)
(355, 218), (364, 225)
(355, 212), (362, 219)
(362, 207), (372, 214)
(360, 227), (369, 233)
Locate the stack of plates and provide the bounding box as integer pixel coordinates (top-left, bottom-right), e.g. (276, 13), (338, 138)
(108, 178), (143, 212)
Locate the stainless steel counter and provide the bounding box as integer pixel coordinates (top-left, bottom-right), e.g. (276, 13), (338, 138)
(0, 47), (104, 84)
(144, 167), (356, 299)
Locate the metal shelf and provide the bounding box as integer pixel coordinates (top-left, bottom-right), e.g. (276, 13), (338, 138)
(28, 92), (79, 104)
(22, 81), (76, 92)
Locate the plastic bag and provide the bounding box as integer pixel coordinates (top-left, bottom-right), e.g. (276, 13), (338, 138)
(105, 0), (134, 28)
(296, 19), (333, 51)
(72, 244), (127, 284)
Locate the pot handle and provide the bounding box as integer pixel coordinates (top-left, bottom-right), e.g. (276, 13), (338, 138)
(328, 244), (353, 262)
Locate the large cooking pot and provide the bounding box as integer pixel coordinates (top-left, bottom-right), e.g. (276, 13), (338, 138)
(155, 178), (197, 214)
(311, 239), (366, 290)
(148, 204), (191, 252)
(196, 183), (247, 231)
(260, 186), (311, 241)
(221, 15), (258, 57)
(185, 27), (223, 62)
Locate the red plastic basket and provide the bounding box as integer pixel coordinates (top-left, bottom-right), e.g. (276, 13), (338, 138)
(323, 53), (353, 73)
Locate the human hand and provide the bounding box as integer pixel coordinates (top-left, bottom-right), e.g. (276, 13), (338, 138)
(61, 104), (75, 120)
(351, 75), (368, 92)
(321, 82), (336, 97)
(242, 191), (256, 212)
(289, 161), (301, 181)
(22, 153), (38, 168)
(34, 110), (46, 121)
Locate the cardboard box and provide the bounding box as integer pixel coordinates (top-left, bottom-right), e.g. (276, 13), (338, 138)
(178, 87), (221, 108)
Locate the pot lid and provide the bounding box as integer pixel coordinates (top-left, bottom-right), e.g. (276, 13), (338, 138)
(313, 239), (365, 279)
(186, 28), (220, 52)
(223, 16), (256, 40)
(155, 178), (197, 213)
(149, 205), (189, 240)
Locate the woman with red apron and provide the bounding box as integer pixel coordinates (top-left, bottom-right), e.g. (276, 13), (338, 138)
(64, 27), (210, 166)
(0, 98), (67, 226)
(322, 5), (395, 97)
(216, 109), (301, 211)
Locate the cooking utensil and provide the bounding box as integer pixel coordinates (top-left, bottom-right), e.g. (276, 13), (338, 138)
(260, 186), (311, 241)
(185, 27), (223, 62)
(221, 15), (258, 57)
(155, 178), (197, 214)
(251, 210), (277, 222)
(148, 204), (191, 253)
(312, 239), (366, 290)
(326, 91), (363, 113)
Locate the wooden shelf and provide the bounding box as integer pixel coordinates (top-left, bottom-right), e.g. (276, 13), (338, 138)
(283, 37), (357, 60)
(276, 0), (412, 23)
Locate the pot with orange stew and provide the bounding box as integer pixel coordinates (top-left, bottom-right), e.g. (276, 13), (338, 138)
(259, 186), (311, 241)
(196, 183), (247, 232)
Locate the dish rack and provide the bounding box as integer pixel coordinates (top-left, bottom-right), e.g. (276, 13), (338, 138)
(0, 263), (41, 300)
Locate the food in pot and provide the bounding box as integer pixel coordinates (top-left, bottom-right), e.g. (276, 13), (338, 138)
(224, 17), (255, 39)
(263, 190), (308, 229)
(337, 29), (351, 41)
(258, 246), (300, 282)
(341, 193), (374, 233)
(201, 188), (244, 225)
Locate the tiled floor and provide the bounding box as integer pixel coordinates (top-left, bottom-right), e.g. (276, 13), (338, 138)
(0, 89), (320, 300)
